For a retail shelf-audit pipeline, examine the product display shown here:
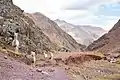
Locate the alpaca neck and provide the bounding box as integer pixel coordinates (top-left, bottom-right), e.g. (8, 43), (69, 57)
(43, 52), (48, 58)
(14, 33), (18, 40)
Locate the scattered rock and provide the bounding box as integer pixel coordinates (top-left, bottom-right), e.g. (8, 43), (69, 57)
(110, 58), (117, 63)
(118, 71), (120, 73)
(48, 68), (55, 72)
(84, 75), (89, 79)
(55, 63), (59, 66)
(75, 75), (86, 80)
(2, 46), (6, 49)
(97, 70), (101, 73)
(41, 71), (49, 75)
(36, 69), (42, 72)
(54, 58), (63, 62)
(4, 56), (8, 59)
(65, 66), (70, 70)
(73, 74), (76, 78)
(104, 75), (107, 77)
(75, 71), (80, 75)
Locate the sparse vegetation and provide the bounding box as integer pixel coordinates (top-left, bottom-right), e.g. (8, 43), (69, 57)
(93, 74), (120, 80)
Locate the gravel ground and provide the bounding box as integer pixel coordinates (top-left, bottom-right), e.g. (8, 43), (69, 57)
(0, 52), (70, 80)
(1, 51), (120, 80)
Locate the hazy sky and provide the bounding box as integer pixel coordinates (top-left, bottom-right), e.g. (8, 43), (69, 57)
(13, 0), (120, 30)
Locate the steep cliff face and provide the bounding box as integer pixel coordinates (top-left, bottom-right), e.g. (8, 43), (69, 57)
(87, 19), (120, 53)
(0, 0), (57, 54)
(26, 13), (83, 52)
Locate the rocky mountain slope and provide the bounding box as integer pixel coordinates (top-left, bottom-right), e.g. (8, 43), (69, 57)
(0, 0), (57, 54)
(26, 13), (83, 52)
(55, 19), (107, 46)
(87, 19), (120, 53)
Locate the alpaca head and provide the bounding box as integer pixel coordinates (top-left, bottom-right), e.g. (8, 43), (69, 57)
(14, 33), (18, 39)
(31, 51), (36, 57)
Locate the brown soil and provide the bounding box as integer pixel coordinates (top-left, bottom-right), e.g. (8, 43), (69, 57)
(0, 52), (70, 80)
(1, 50), (120, 80)
(52, 52), (120, 80)
(87, 19), (120, 53)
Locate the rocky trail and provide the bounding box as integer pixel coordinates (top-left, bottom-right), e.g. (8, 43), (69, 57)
(0, 51), (70, 80)
(0, 49), (120, 80)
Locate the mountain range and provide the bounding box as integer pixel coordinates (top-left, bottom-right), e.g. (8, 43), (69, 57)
(55, 19), (107, 46)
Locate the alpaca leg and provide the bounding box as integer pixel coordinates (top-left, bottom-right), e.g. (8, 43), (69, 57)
(43, 53), (48, 62)
(12, 40), (15, 47)
(50, 52), (54, 60)
(15, 40), (19, 54)
(15, 46), (19, 54)
(44, 53), (48, 59)
(31, 51), (36, 67)
(33, 56), (36, 67)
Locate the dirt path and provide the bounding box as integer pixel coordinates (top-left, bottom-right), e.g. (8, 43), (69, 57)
(0, 52), (70, 80)
(1, 50), (120, 80)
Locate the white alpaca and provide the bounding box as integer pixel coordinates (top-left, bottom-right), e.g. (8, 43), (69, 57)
(31, 51), (36, 67)
(25, 51), (36, 67)
(43, 52), (48, 59)
(43, 51), (54, 60)
(12, 33), (19, 53)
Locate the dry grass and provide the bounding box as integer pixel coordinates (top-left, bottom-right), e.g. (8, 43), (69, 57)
(92, 51), (105, 57)
(116, 58), (120, 64)
(0, 47), (23, 57)
(93, 74), (120, 80)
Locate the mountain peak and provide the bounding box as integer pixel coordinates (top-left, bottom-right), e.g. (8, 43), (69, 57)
(55, 19), (67, 23)
(33, 12), (43, 16)
(109, 19), (120, 32)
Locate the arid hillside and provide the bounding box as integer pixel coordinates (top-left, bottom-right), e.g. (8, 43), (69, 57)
(26, 12), (84, 52)
(87, 19), (120, 53)
(0, 0), (58, 54)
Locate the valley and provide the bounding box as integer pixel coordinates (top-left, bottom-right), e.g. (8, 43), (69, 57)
(0, 0), (120, 80)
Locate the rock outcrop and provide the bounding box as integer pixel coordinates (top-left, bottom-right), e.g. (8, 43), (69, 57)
(0, 0), (57, 54)
(26, 12), (83, 52)
(87, 19), (120, 53)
